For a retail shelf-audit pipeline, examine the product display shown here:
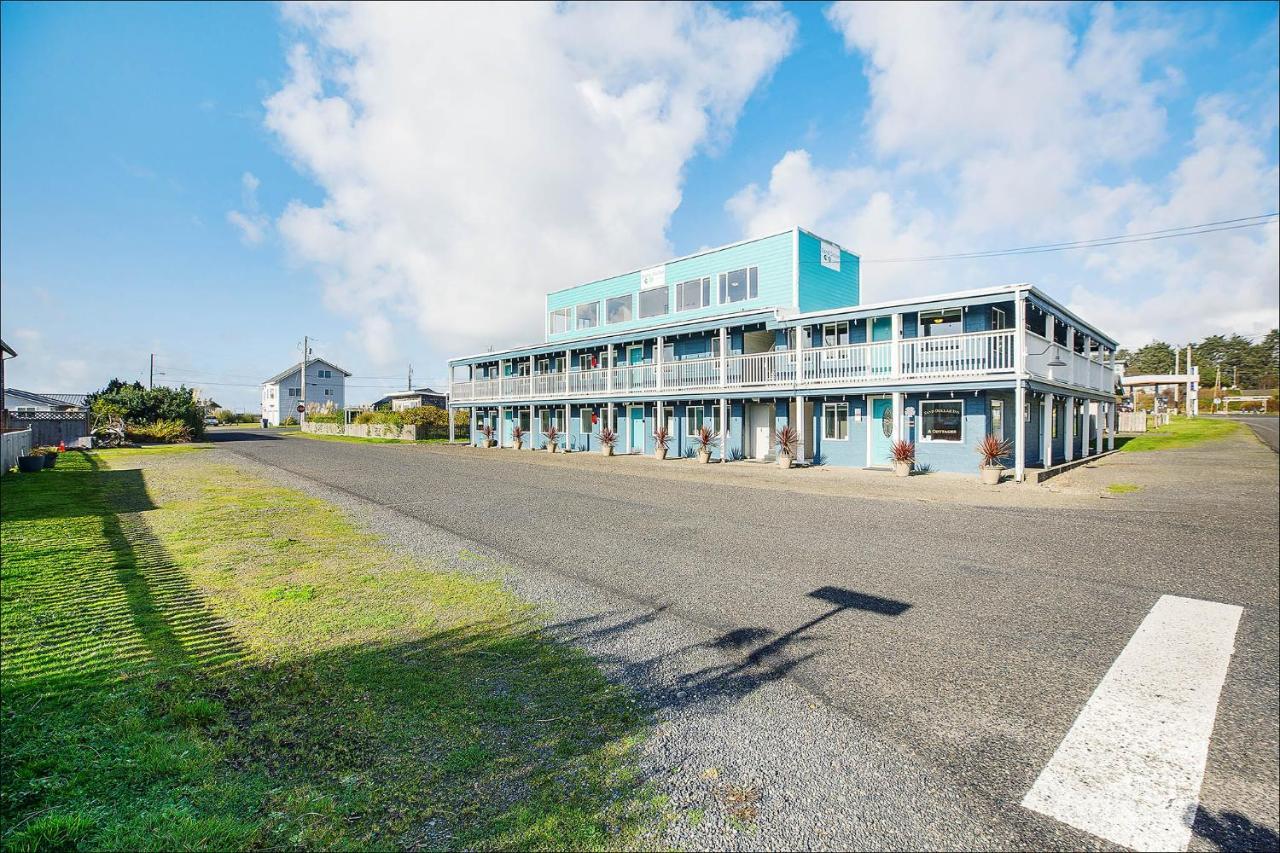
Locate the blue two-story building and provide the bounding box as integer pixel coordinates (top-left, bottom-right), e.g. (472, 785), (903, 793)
(446, 228), (1119, 481)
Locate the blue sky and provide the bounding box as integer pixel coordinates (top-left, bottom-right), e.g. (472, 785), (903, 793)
(2, 1), (1277, 410)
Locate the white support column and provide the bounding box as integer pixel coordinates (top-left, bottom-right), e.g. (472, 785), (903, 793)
(1043, 392), (1054, 468)
(1015, 294), (1027, 377)
(656, 335), (664, 391)
(606, 345), (614, 394)
(795, 325), (806, 385)
(891, 391), (904, 442)
(795, 394), (806, 464)
(497, 405), (505, 448)
(1064, 396), (1075, 462)
(718, 327), (728, 389)
(896, 312), (906, 376)
(1066, 326), (1076, 386)
(564, 403), (570, 443)
(1015, 380), (1026, 482)
(448, 407), (455, 443)
(528, 404), (534, 450)
(1081, 400), (1091, 457)
(1107, 400), (1116, 451)
(1093, 400), (1102, 455)
(719, 397), (729, 460)
(471, 408), (478, 446)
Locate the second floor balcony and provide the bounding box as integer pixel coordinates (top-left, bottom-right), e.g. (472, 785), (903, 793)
(449, 328), (1114, 404)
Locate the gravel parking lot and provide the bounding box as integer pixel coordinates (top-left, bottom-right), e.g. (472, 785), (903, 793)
(214, 427), (1279, 850)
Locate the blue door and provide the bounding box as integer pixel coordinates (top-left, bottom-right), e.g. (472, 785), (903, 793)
(870, 397), (894, 466)
(628, 406), (645, 453)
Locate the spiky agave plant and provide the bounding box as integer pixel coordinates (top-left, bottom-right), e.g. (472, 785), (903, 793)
(596, 426), (617, 447)
(976, 433), (1012, 468)
(695, 424), (719, 452)
(889, 439), (916, 464)
(774, 424), (799, 457)
(653, 425), (670, 450)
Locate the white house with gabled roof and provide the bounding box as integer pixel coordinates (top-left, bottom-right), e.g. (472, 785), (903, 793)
(260, 358), (350, 426)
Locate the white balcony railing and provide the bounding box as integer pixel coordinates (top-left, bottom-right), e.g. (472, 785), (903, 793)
(450, 327), (1083, 404)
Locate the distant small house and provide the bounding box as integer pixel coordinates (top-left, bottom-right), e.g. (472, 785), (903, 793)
(4, 389), (88, 413)
(260, 358), (350, 426)
(373, 387), (448, 411)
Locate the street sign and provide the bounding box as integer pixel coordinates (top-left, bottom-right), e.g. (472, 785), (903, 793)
(296, 404), (305, 413)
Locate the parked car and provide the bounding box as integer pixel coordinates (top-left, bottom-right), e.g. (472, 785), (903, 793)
(204, 415), (219, 426)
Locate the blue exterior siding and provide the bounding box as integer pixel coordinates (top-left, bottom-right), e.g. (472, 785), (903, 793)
(545, 231), (796, 345)
(905, 393), (987, 473)
(796, 230), (859, 313)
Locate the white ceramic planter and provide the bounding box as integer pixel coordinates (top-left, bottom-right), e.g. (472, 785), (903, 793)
(980, 465), (1003, 485)
(892, 460), (912, 477)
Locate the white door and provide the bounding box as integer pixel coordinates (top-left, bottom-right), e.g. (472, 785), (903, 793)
(750, 403), (771, 459)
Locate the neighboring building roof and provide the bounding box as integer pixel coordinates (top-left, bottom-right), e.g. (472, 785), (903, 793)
(1, 339), (15, 358)
(261, 358), (352, 385)
(4, 388), (88, 410)
(372, 387), (447, 408)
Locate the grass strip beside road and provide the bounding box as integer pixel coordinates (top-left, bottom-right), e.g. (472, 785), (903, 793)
(1119, 416), (1240, 452)
(1, 448), (654, 850)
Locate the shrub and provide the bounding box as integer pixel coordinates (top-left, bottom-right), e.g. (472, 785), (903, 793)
(88, 379), (205, 438)
(126, 419), (193, 444)
(281, 417), (299, 427)
(306, 412), (343, 424)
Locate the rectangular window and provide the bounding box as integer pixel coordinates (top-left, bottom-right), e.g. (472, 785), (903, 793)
(540, 409), (562, 433)
(822, 322), (849, 347)
(639, 286), (669, 319)
(549, 307), (571, 335)
(288, 387), (300, 397)
(990, 307), (1007, 330)
(318, 369), (332, 379)
(920, 400), (964, 442)
(581, 408), (594, 433)
(990, 399), (1003, 434)
(676, 277), (711, 311)
(576, 301), (599, 330)
(718, 266), (758, 304)
(823, 402), (849, 440)
(685, 405), (722, 436)
(324, 388), (333, 397)
(920, 308), (963, 337)
(606, 294), (633, 324)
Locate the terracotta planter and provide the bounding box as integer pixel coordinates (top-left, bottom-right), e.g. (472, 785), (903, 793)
(697, 449), (711, 464)
(601, 445), (614, 456)
(892, 460), (912, 478)
(980, 465), (1003, 485)
(655, 447), (668, 460)
(777, 452), (793, 469)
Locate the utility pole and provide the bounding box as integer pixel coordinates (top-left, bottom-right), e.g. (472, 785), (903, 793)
(1215, 366), (1222, 414)
(149, 353), (155, 389)
(408, 363), (413, 391)
(300, 335), (309, 422)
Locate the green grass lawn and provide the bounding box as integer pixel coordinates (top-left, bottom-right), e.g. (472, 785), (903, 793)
(1118, 415), (1241, 452)
(1, 449), (654, 850)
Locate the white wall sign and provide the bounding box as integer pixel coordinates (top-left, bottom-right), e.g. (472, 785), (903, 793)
(641, 265), (666, 290)
(820, 240), (841, 271)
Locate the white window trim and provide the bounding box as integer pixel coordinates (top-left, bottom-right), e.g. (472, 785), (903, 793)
(991, 306), (1007, 330)
(990, 399), (1003, 433)
(823, 402), (849, 441)
(717, 265), (759, 305)
(676, 276), (710, 312)
(549, 307), (572, 335)
(575, 301), (600, 330)
(686, 405), (705, 437)
(625, 344), (644, 365)
(919, 399), (965, 443)
(606, 293), (634, 325)
(638, 286), (670, 319)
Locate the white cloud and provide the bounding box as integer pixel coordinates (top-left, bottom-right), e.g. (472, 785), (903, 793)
(227, 171), (269, 245)
(727, 2), (1278, 346)
(265, 1), (795, 363)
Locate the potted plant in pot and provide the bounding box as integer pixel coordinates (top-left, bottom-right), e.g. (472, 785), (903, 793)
(694, 425), (719, 464)
(511, 425), (524, 450)
(38, 446), (59, 468)
(596, 426), (617, 456)
(774, 425), (799, 469)
(976, 433), (1012, 485)
(544, 425), (560, 453)
(889, 439), (915, 477)
(17, 450), (45, 473)
(480, 424), (497, 448)
(653, 426), (670, 460)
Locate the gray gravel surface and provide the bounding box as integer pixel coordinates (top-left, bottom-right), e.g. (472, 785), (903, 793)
(210, 429), (1279, 851)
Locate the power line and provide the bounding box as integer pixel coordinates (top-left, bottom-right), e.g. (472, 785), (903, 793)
(861, 213), (1278, 263)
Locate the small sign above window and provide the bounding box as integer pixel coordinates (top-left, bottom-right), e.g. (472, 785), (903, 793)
(640, 265), (665, 291)
(820, 241), (841, 271)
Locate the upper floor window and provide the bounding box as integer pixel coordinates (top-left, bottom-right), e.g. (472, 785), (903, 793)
(576, 301), (599, 330)
(719, 266), (758, 304)
(287, 387), (300, 397)
(639, 286), (669, 319)
(324, 388), (333, 396)
(822, 322), (849, 347)
(317, 369), (332, 379)
(549, 307), (571, 335)
(606, 294), (633, 324)
(676, 277), (711, 311)
(920, 307), (963, 337)
(990, 307), (1007, 330)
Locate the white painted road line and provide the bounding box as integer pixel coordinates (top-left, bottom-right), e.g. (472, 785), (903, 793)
(1022, 595), (1243, 852)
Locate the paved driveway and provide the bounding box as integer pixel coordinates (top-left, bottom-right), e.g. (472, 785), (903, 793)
(1225, 415), (1279, 453)
(213, 429), (1279, 851)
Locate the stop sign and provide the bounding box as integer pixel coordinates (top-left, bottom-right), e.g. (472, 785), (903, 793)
(296, 404), (305, 413)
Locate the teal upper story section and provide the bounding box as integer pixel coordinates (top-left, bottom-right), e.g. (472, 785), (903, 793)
(543, 228), (859, 344)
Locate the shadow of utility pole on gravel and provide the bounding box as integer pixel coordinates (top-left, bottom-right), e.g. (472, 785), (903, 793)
(548, 586), (910, 717)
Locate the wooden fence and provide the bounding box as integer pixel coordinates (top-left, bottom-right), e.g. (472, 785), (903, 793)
(5, 411), (90, 446)
(1, 428), (33, 475)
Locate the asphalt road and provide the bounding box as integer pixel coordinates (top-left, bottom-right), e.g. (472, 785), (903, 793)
(213, 429), (1280, 850)
(1227, 415), (1279, 453)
